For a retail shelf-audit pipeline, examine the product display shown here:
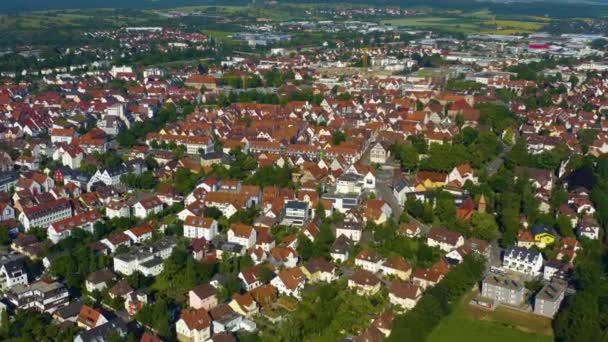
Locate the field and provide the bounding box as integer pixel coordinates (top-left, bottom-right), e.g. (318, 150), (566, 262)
(0, 9), (153, 30)
(382, 10), (549, 35)
(428, 291), (554, 342)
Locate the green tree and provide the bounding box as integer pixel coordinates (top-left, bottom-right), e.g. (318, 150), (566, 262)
(315, 202), (326, 221)
(0, 227), (10, 245)
(471, 212), (499, 241)
(259, 267), (274, 283)
(331, 131), (346, 145)
(0, 308), (9, 338)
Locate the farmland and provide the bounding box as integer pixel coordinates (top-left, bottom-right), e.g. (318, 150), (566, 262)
(382, 11), (549, 35)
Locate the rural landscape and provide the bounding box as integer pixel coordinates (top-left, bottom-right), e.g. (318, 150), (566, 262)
(0, 0), (605, 341)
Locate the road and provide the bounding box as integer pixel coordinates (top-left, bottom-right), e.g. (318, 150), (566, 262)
(485, 143), (512, 176)
(375, 165), (431, 236)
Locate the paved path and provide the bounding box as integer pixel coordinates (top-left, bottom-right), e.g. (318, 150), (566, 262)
(375, 168), (431, 236)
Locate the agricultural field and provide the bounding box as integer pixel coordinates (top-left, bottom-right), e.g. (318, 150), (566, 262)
(428, 292), (554, 342)
(0, 9), (154, 31)
(382, 10), (549, 35)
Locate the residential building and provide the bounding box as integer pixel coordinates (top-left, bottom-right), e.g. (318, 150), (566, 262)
(335, 220), (363, 242)
(270, 267), (306, 299)
(5, 279), (69, 313)
(18, 198), (72, 231)
(85, 269), (115, 293)
(481, 275), (525, 307)
(106, 200), (131, 219)
(74, 318), (128, 342)
(534, 280), (567, 318)
(370, 142), (389, 164)
(132, 195), (164, 219)
(355, 249), (383, 273)
(348, 270), (381, 296)
(388, 280), (421, 311)
(426, 228), (464, 252)
(77, 305), (108, 330)
(47, 210), (101, 244)
(124, 224), (154, 244)
(176, 308), (212, 342)
(227, 224), (256, 249)
(330, 235), (351, 262)
(502, 246), (544, 276)
(301, 257), (338, 283)
(0, 258), (28, 290)
(381, 256), (412, 280)
(113, 237), (176, 276)
(281, 200), (309, 226)
(189, 284), (218, 311)
(184, 216), (218, 240)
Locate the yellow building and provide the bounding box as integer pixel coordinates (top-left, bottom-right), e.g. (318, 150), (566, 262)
(531, 224), (556, 248)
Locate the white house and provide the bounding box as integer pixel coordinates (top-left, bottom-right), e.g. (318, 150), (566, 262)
(52, 144), (84, 169)
(426, 228), (464, 252)
(176, 308), (211, 342)
(270, 267), (306, 299)
(47, 210), (102, 244)
(0, 258), (28, 290)
(113, 238), (176, 276)
(355, 249), (383, 273)
(0, 202), (15, 221)
(335, 221), (363, 242)
(388, 280), (421, 312)
(88, 165), (129, 189)
(502, 246), (544, 276)
(184, 216), (218, 240)
(124, 225), (154, 244)
(19, 198), (72, 231)
(369, 142), (389, 164)
(577, 219), (600, 240)
(446, 164), (478, 186)
(132, 196), (163, 219)
(106, 200), (131, 219)
(227, 224), (256, 249)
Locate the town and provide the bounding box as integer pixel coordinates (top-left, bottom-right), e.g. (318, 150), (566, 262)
(0, 2), (605, 342)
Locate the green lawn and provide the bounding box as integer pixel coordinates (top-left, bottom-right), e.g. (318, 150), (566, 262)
(428, 292), (554, 342)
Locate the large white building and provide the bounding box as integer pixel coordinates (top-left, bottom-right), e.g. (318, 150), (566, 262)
(113, 238), (176, 277)
(183, 216), (218, 241)
(18, 198), (72, 231)
(502, 247), (544, 276)
(47, 210), (102, 244)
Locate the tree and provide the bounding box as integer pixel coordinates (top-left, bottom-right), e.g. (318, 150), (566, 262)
(471, 212), (499, 241)
(184, 257), (196, 289)
(0, 227), (10, 245)
(569, 74), (579, 86)
(435, 191), (456, 223)
(555, 214), (574, 237)
(554, 241), (606, 342)
(0, 308), (9, 338)
(331, 131), (346, 145)
(297, 237), (314, 261)
(315, 202), (326, 221)
(391, 143), (419, 171)
(259, 267), (274, 283)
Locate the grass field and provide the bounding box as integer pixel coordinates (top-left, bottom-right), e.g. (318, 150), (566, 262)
(382, 10), (549, 35)
(0, 9), (153, 30)
(428, 291), (554, 342)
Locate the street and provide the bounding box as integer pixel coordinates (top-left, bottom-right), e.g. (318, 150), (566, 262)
(375, 165), (431, 236)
